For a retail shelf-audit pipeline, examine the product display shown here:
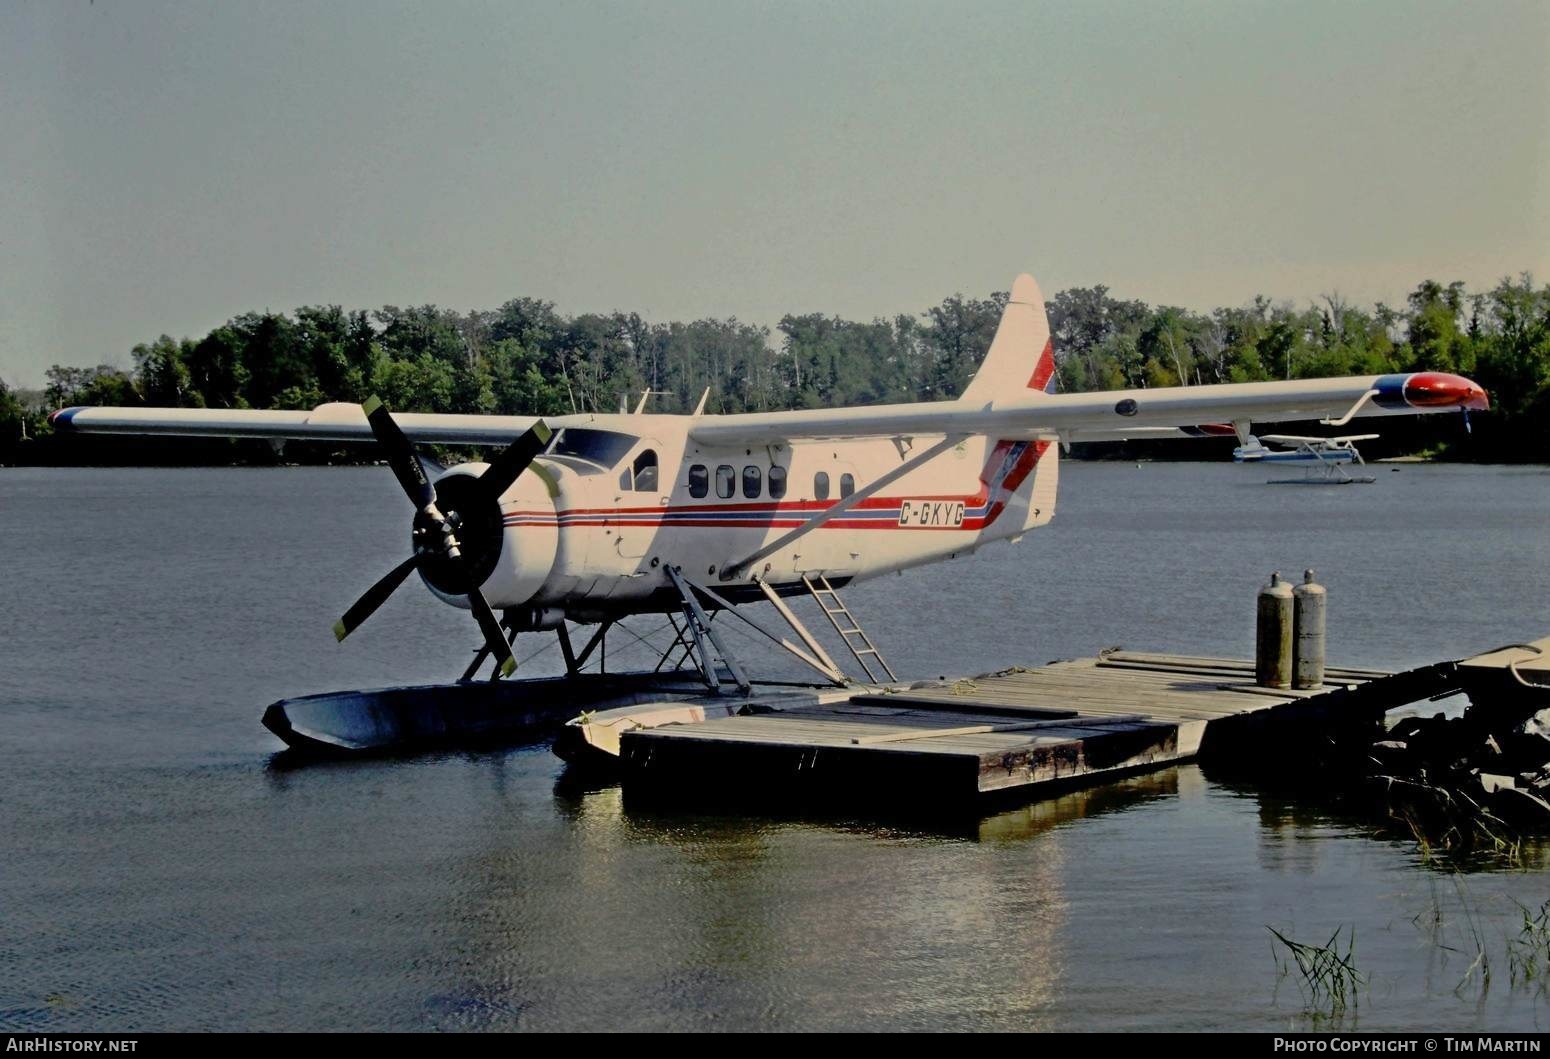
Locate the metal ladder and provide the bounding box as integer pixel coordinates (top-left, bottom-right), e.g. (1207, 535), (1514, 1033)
(802, 573), (897, 683)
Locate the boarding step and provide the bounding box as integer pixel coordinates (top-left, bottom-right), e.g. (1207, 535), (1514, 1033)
(801, 573), (897, 683)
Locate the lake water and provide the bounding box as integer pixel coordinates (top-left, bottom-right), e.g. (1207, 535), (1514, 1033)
(2, 461), (1548, 1031)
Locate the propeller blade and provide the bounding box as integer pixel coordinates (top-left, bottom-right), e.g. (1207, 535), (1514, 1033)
(363, 396), (435, 509)
(476, 420), (552, 504)
(333, 554), (420, 642)
(467, 587), (517, 677)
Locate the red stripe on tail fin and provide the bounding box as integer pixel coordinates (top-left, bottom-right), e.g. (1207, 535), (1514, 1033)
(1027, 337), (1056, 392)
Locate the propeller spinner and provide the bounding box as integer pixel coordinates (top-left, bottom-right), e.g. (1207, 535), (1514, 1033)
(333, 396), (552, 678)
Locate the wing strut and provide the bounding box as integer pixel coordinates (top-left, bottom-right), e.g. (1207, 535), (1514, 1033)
(665, 565), (751, 693)
(755, 579), (847, 683)
(720, 434), (966, 581)
(667, 574), (847, 685)
(1321, 389), (1380, 427)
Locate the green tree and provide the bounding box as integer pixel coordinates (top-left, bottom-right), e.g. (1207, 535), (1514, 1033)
(487, 338), (566, 416)
(374, 305), (467, 366)
(132, 335), (195, 406)
(1047, 286), (1150, 391)
(45, 364), (138, 408)
(1138, 306), (1199, 387)
(232, 312), (307, 408)
(373, 353), (460, 414)
(921, 292), (1007, 398)
(1475, 275), (1549, 418)
(295, 305), (368, 403)
(0, 377), (25, 460)
(613, 311), (669, 394)
(1405, 279), (1471, 373)
(187, 326), (250, 408)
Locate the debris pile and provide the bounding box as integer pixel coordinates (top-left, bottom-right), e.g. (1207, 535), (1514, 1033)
(1364, 699), (1550, 847)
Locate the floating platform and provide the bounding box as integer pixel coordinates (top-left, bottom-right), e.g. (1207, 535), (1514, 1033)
(263, 637), (1542, 816)
(616, 651), (1466, 805)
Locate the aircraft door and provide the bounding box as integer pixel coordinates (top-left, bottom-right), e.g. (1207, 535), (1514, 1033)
(614, 439), (665, 561)
(794, 456), (860, 580)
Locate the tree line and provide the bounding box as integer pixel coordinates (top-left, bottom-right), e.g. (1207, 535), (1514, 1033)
(3, 275), (1545, 464)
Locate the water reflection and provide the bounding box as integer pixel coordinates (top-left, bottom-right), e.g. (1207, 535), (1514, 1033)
(1203, 767), (1550, 875)
(973, 770), (1181, 843)
(411, 768), (1189, 1029)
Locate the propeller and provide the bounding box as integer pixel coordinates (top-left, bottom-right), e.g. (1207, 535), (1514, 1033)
(333, 396), (552, 678)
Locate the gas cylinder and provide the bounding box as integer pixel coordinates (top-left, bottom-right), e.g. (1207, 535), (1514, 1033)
(1293, 569), (1327, 689)
(1256, 571), (1294, 688)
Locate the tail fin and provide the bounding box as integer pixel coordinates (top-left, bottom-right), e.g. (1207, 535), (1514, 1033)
(960, 273), (1056, 404)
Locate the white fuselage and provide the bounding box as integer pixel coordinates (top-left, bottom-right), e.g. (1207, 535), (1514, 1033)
(447, 413), (1059, 622)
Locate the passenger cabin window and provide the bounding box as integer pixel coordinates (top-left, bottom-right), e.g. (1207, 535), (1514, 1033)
(688, 464), (709, 498)
(633, 449), (658, 492)
(768, 466), (787, 499)
(840, 473), (855, 498)
(716, 465), (735, 499)
(814, 471), (830, 501)
(742, 466), (762, 498)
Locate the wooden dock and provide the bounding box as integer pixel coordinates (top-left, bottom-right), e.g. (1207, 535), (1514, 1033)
(617, 650), (1462, 804)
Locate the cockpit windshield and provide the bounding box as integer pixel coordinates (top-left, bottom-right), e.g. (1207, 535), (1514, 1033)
(544, 428), (638, 471)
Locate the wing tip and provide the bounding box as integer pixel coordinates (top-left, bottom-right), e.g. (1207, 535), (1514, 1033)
(47, 407), (83, 430)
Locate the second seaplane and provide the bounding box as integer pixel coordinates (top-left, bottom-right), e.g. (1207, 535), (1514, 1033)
(1233, 433), (1381, 484)
(50, 274), (1489, 753)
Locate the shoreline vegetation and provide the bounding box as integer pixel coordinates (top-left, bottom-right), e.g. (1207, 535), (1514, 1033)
(3, 276), (1545, 467)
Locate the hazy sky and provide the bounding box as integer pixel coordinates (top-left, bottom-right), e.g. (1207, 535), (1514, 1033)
(3, 0), (1546, 386)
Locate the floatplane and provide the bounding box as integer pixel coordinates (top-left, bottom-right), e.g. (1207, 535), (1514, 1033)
(50, 274), (1489, 755)
(1233, 433), (1381, 484)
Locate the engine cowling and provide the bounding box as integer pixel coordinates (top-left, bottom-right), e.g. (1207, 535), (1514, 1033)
(418, 461), (558, 611)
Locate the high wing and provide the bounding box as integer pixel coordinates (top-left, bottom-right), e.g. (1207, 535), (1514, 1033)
(52, 384), (1477, 450)
(686, 373), (1487, 446)
(49, 402), (540, 446)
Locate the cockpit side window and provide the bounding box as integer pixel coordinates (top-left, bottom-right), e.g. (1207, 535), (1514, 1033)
(632, 449), (658, 492)
(546, 428), (638, 470)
